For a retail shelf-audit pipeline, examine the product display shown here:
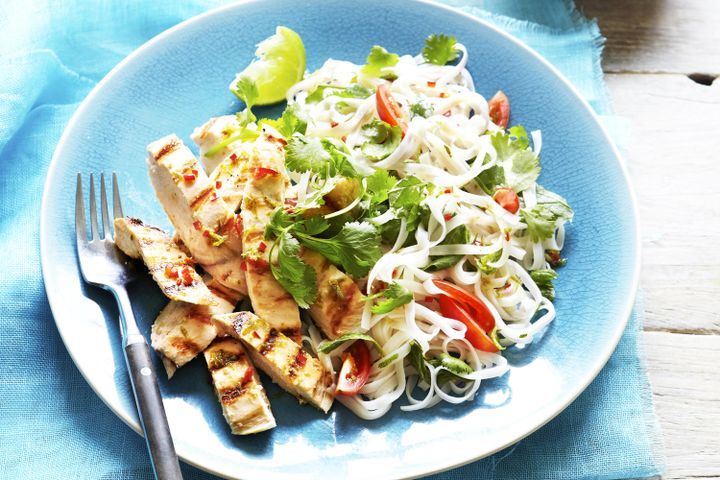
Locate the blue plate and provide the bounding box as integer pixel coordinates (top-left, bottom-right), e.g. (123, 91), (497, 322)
(40, 1), (640, 478)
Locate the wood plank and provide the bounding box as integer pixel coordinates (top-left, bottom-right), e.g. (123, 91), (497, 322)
(641, 331), (720, 479)
(605, 73), (720, 333)
(578, 0), (720, 74)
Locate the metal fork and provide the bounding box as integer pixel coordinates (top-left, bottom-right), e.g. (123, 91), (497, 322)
(76, 173), (183, 480)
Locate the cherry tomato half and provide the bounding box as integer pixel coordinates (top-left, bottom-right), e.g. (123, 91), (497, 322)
(336, 341), (372, 395)
(376, 84), (407, 134)
(438, 295), (498, 352)
(488, 90), (510, 129)
(493, 187), (520, 214)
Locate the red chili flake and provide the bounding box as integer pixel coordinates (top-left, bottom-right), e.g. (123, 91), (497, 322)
(252, 331), (260, 339)
(444, 188), (452, 194)
(210, 192), (218, 202)
(229, 153), (238, 162)
(246, 257), (269, 273)
(192, 220), (202, 231)
(176, 278), (182, 286)
(444, 213), (453, 221)
(267, 135), (287, 146)
(253, 167), (278, 180)
(202, 229), (210, 238)
(165, 266), (178, 279)
(443, 111), (451, 117)
(240, 260), (247, 271)
(258, 241), (267, 253)
(241, 367), (254, 385)
(439, 92), (448, 98)
(341, 136), (347, 142)
(215, 181), (222, 189)
(330, 121), (339, 128)
(295, 350), (307, 368)
(183, 173), (196, 183)
(427, 81), (436, 88)
(192, 169), (198, 175)
(504, 231), (511, 241)
(181, 266), (193, 286)
(392, 269), (398, 279)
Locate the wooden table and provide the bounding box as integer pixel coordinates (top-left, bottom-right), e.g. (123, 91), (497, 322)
(576, 1), (720, 478)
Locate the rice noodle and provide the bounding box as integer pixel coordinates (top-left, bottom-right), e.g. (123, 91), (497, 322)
(285, 40), (569, 420)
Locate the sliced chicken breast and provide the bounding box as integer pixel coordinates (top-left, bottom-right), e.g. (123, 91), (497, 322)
(191, 115), (241, 173)
(114, 216), (215, 306)
(239, 135), (301, 338)
(152, 277), (241, 378)
(204, 338), (276, 435)
(213, 312), (335, 413)
(301, 250), (365, 339)
(146, 134), (247, 295)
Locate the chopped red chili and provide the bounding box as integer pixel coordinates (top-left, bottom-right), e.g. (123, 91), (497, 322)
(181, 266), (193, 286)
(253, 167), (278, 179)
(192, 220), (202, 231)
(215, 181), (222, 189)
(246, 257), (269, 273)
(427, 81), (436, 88)
(330, 121), (339, 128)
(183, 173), (196, 183)
(444, 213), (453, 221)
(241, 367), (254, 385)
(165, 266), (178, 279)
(229, 153), (238, 162)
(258, 241), (267, 253)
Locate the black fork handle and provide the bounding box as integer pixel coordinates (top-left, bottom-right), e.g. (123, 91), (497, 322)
(124, 338), (183, 480)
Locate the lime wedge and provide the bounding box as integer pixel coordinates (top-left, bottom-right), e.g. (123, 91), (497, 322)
(232, 26), (306, 106)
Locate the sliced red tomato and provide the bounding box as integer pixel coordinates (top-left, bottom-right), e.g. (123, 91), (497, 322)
(433, 280), (495, 333)
(438, 295), (498, 352)
(493, 187), (520, 214)
(336, 341), (371, 395)
(488, 90), (510, 129)
(376, 84), (407, 134)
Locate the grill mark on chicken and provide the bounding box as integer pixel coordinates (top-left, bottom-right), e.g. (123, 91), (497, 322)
(154, 139), (180, 160)
(219, 385), (248, 404)
(287, 348), (308, 379)
(190, 185), (215, 210)
(259, 328), (279, 356)
(329, 281), (356, 337)
(208, 285), (240, 306)
(169, 336), (202, 356)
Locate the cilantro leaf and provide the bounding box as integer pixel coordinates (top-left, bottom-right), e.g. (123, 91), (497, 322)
(520, 206), (557, 242)
(530, 268), (558, 301)
(490, 125), (540, 192)
(380, 177), (432, 245)
(410, 101), (433, 118)
(474, 164), (505, 195)
(306, 84), (373, 103)
(285, 135), (358, 178)
(317, 332), (382, 354)
(425, 225), (470, 272)
(520, 184), (573, 242)
(296, 221), (382, 278)
(259, 103), (307, 138)
(408, 341), (431, 384)
(361, 120), (402, 161)
(535, 185), (573, 221)
(271, 232), (317, 308)
(365, 169), (398, 206)
(367, 282), (413, 314)
(362, 45), (399, 79)
(231, 76), (259, 108)
(422, 34), (458, 65)
(429, 353), (474, 385)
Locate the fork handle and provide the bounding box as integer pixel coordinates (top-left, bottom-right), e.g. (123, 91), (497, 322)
(125, 338), (184, 480)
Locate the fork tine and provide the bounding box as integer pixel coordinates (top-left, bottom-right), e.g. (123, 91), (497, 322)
(89, 173), (100, 240)
(113, 172), (124, 220)
(100, 173), (112, 239)
(75, 173), (86, 243)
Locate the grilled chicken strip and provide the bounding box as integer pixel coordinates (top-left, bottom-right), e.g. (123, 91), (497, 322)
(213, 312), (335, 413)
(191, 115), (240, 173)
(146, 134), (247, 295)
(114, 216), (215, 306)
(301, 250), (364, 339)
(204, 338), (276, 435)
(239, 135), (302, 338)
(152, 277), (241, 378)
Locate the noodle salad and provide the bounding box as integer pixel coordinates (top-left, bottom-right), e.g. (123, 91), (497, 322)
(213, 28), (574, 420)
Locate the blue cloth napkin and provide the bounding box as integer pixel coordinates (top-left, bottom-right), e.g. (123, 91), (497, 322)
(0, 1), (663, 478)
